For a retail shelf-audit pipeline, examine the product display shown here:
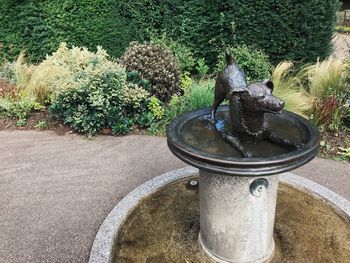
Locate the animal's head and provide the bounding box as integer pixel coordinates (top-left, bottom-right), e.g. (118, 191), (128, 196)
(241, 80), (284, 114)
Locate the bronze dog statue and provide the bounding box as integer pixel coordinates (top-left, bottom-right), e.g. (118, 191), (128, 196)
(211, 51), (302, 158)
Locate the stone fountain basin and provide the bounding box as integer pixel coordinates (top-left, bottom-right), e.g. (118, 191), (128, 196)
(89, 168), (350, 263)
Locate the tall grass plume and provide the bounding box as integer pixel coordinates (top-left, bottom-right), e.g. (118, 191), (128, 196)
(272, 61), (313, 118)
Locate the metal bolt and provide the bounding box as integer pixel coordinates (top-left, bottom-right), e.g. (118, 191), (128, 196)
(190, 180), (198, 186)
(250, 178), (269, 197)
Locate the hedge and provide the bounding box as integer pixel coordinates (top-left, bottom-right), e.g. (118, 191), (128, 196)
(0, 0), (339, 65)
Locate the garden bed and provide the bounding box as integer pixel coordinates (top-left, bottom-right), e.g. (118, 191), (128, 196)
(0, 109), (70, 135)
(0, 111), (349, 163)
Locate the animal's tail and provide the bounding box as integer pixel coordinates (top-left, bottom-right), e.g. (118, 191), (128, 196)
(225, 49), (234, 65)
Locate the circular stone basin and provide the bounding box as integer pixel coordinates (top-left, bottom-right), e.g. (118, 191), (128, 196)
(89, 168), (350, 263)
(167, 106), (320, 176)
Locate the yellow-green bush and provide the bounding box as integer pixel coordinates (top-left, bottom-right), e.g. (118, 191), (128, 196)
(28, 43), (117, 104)
(40, 43), (152, 135)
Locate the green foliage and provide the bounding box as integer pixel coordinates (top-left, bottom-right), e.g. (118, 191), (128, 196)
(149, 79), (215, 134)
(338, 147), (350, 158)
(336, 26), (350, 33)
(180, 72), (192, 91)
(0, 94), (43, 120)
(121, 43), (181, 102)
(147, 96), (165, 120)
(28, 43), (118, 104)
(16, 118), (26, 127)
(216, 45), (272, 82)
(50, 63), (149, 136)
(0, 0), (126, 63)
(126, 70), (150, 90)
(150, 33), (196, 73)
(186, 80), (214, 110)
(35, 120), (47, 129)
(196, 59), (210, 79)
(0, 0), (338, 66)
(111, 117), (134, 135)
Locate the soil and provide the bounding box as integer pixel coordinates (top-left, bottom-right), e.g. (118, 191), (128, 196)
(0, 109), (70, 135)
(319, 129), (350, 162)
(113, 178), (350, 263)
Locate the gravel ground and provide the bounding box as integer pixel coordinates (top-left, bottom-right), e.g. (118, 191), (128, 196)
(332, 33), (350, 60)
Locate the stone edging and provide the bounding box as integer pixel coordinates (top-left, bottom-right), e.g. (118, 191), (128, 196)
(89, 168), (350, 263)
(88, 167), (198, 263)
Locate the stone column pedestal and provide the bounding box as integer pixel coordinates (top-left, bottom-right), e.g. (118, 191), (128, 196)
(199, 170), (279, 263)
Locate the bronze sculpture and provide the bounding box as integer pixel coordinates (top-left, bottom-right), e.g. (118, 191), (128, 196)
(211, 51), (302, 158)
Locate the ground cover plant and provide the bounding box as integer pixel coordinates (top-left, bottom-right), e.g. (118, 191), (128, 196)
(0, 52), (42, 125)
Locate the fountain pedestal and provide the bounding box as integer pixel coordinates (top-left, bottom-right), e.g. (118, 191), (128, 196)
(199, 171), (278, 263)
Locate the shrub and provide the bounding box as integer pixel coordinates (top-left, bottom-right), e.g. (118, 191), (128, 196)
(306, 58), (346, 99)
(215, 45), (272, 82)
(120, 43), (181, 102)
(0, 1), (125, 63)
(27, 43), (121, 104)
(147, 96), (165, 120)
(0, 54), (43, 121)
(187, 80), (214, 110)
(180, 72), (192, 91)
(150, 79), (215, 134)
(150, 34), (196, 73)
(0, 1), (338, 66)
(196, 58), (210, 79)
(50, 64), (149, 136)
(271, 62), (313, 118)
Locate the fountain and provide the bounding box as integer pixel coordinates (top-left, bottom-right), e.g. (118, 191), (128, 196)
(167, 51), (319, 263)
(89, 51), (350, 263)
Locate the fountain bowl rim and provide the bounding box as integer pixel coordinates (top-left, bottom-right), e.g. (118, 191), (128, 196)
(167, 106), (320, 176)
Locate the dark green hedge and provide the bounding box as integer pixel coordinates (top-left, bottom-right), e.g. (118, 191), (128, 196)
(0, 0), (339, 65)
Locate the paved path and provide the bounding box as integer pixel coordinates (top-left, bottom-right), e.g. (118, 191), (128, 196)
(0, 131), (349, 263)
(332, 33), (350, 60)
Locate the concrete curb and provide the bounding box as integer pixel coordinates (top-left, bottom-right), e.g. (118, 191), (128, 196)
(281, 172), (350, 220)
(88, 167), (198, 263)
(89, 168), (350, 263)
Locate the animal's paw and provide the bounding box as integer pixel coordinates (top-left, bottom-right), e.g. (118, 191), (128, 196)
(295, 143), (305, 151)
(243, 151), (253, 158)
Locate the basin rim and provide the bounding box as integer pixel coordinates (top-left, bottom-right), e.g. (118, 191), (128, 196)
(167, 106), (320, 176)
(88, 167), (350, 263)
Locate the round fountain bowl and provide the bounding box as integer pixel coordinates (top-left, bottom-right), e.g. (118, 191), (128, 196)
(167, 106), (320, 176)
